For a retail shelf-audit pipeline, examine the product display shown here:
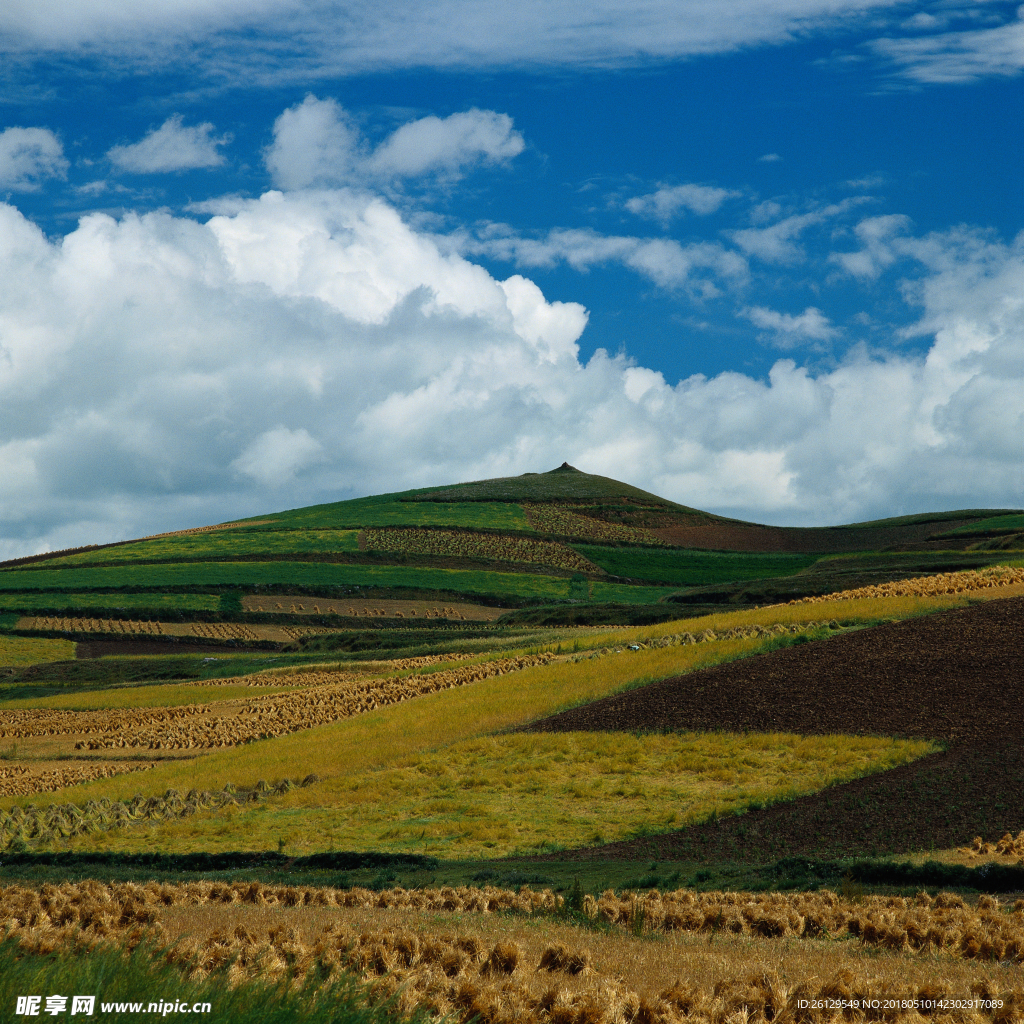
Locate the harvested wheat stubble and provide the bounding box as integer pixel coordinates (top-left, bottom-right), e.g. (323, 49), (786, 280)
(2, 882), (1023, 1024)
(186, 651), (480, 686)
(789, 564), (1024, 604)
(25, 653), (551, 751)
(0, 761), (157, 797)
(363, 527), (603, 575)
(243, 596), (505, 621)
(16, 617), (323, 643)
(527, 596), (1024, 862)
(3, 881), (1023, 960)
(522, 504), (668, 546)
(566, 620), (836, 662)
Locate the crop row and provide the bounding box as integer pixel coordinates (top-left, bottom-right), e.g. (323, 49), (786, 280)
(2, 880), (1024, 1024)
(0, 657), (523, 742)
(64, 654), (555, 751)
(17, 616), (324, 642)
(24, 616), (168, 634)
(185, 652), (480, 687)
(0, 778), (317, 845)
(568, 620), (836, 661)
(12, 915), (1023, 1024)
(363, 528), (600, 574)
(790, 565), (1024, 604)
(0, 762), (157, 798)
(522, 504), (667, 545)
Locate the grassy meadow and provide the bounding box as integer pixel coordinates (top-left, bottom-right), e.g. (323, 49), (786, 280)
(0, 560), (678, 604)
(0, 634), (77, 667)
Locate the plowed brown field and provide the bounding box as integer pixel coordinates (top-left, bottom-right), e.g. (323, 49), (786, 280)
(649, 519), (983, 551)
(524, 596), (1024, 861)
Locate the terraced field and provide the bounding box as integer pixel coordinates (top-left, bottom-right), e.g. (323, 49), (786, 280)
(2, 467), (1023, 1021)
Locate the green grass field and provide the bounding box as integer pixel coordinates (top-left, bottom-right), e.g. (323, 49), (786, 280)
(246, 496), (534, 531)
(935, 513), (1024, 537)
(0, 635), (77, 667)
(32, 529), (362, 569)
(576, 546), (819, 585)
(0, 591), (221, 613)
(0, 561), (676, 604)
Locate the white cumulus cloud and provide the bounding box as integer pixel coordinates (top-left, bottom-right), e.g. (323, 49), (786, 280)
(231, 426), (324, 486)
(107, 114), (230, 173)
(265, 96), (524, 189)
(0, 126), (67, 190)
(0, 186), (1020, 559)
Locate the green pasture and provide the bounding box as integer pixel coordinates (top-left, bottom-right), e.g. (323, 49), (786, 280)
(838, 508), (1017, 529)
(32, 529), (362, 569)
(576, 545), (819, 585)
(802, 550), (1007, 575)
(0, 591), (220, 613)
(0, 561), (676, 604)
(407, 468), (693, 506)
(248, 496), (534, 531)
(935, 513), (1024, 537)
(0, 634), (77, 667)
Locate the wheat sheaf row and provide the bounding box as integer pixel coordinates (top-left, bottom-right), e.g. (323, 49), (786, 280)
(0, 654), (554, 749)
(790, 565), (1024, 604)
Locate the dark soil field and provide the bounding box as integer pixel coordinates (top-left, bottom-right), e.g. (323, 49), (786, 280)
(649, 519), (986, 552)
(525, 596), (1024, 861)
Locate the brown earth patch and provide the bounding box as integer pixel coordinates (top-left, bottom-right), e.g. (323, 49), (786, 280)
(524, 596), (1024, 861)
(650, 519), (984, 552)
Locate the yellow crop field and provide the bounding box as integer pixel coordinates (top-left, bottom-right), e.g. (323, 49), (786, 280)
(16, 617), (325, 642)
(563, 577), (1024, 654)
(229, 730), (935, 858)
(0, 633), (772, 814)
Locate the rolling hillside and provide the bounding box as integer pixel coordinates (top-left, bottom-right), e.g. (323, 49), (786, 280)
(1, 464), (1020, 650)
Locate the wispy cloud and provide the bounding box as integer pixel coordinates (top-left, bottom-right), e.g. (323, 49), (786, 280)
(870, 9), (1024, 84)
(0, 0), (918, 80)
(742, 305), (838, 346)
(452, 225), (748, 296)
(625, 183), (739, 224)
(107, 115), (230, 173)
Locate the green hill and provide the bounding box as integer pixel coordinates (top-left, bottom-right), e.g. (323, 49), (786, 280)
(0, 465), (1019, 637)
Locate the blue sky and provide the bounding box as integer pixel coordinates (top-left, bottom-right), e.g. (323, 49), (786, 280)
(1, 0), (1022, 555)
